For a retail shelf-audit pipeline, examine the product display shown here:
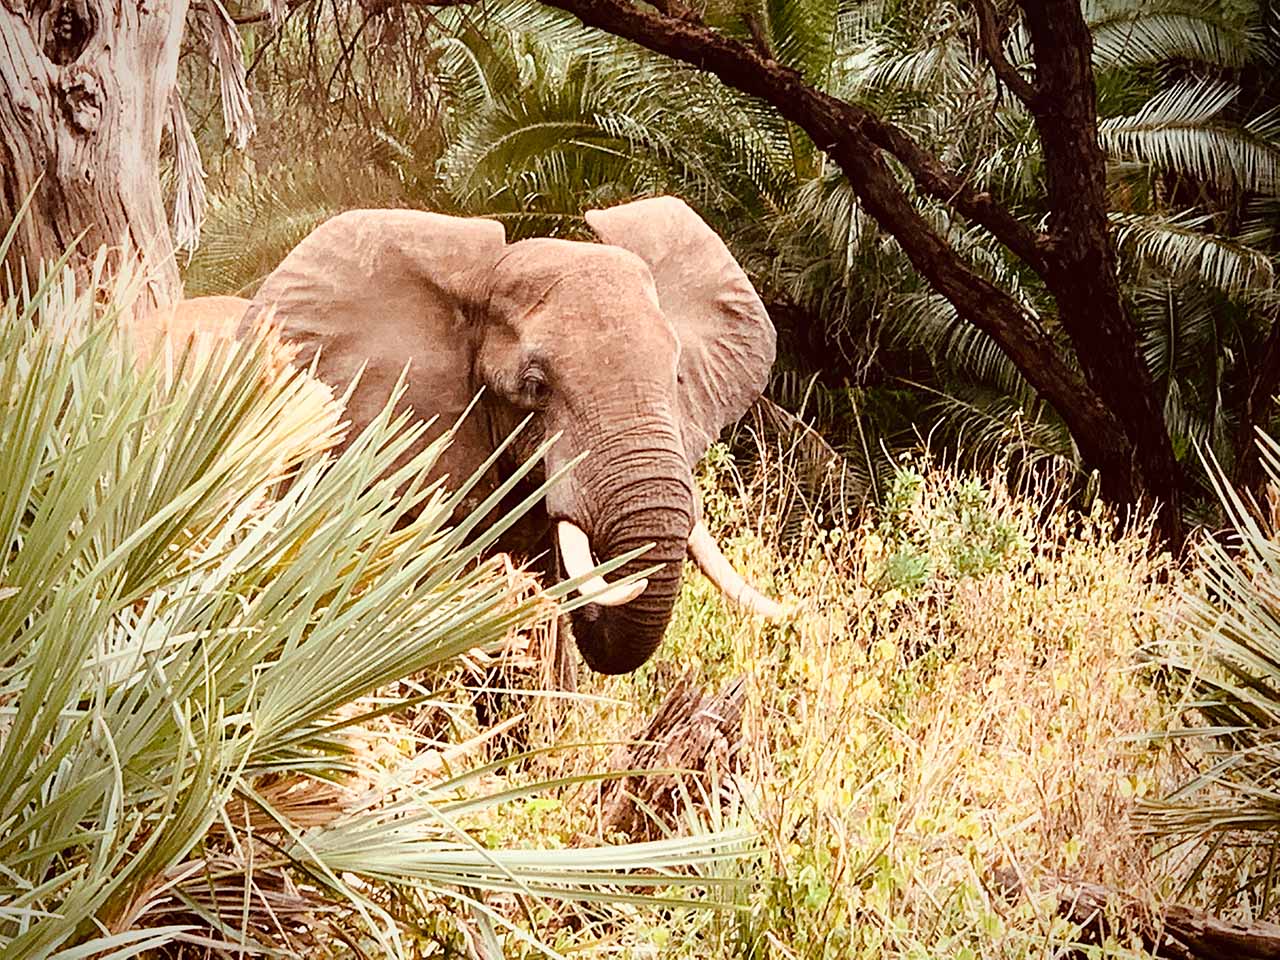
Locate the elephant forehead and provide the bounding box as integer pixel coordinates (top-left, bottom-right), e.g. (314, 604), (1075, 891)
(488, 238), (660, 312)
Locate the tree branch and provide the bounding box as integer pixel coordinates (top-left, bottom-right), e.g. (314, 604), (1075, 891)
(971, 0), (1038, 107)
(230, 0), (469, 24)
(538, 0), (1150, 508)
(558, 1), (1052, 278)
(231, 1), (297, 25)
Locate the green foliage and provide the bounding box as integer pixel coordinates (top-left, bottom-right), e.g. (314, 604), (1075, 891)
(868, 464), (1023, 594)
(1101, 78), (1280, 194)
(1085, 2), (1267, 69)
(0, 239), (749, 958)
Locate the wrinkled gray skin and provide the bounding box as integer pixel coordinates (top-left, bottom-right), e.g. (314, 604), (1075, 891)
(242, 197), (776, 674)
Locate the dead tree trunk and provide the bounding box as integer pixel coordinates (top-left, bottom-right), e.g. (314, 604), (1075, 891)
(0, 0), (187, 312)
(994, 867), (1280, 960)
(597, 676), (744, 840)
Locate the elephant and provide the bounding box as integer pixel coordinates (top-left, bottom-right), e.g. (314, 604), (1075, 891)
(157, 196), (785, 674)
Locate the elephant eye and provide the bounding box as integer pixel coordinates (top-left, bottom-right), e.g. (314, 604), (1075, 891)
(520, 370), (551, 407)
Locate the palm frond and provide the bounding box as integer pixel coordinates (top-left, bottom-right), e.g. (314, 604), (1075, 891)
(764, 0), (840, 86)
(1130, 276), (1238, 464)
(184, 163), (402, 296)
(1086, 2), (1267, 70)
(189, 0), (256, 149)
(1115, 210), (1278, 301)
(1143, 435), (1280, 909)
(913, 381), (1078, 483)
(1101, 78), (1280, 194)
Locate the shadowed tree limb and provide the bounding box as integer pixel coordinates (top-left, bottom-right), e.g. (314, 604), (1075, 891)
(971, 0), (1038, 106)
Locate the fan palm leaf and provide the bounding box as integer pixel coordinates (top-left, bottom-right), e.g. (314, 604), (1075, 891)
(0, 240), (750, 958)
(1143, 435), (1280, 912)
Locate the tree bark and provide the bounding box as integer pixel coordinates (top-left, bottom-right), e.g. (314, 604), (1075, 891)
(537, 0), (1186, 545)
(1014, 0), (1184, 541)
(0, 0), (187, 313)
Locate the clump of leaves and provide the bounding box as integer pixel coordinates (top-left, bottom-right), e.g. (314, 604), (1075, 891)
(866, 464), (1024, 595)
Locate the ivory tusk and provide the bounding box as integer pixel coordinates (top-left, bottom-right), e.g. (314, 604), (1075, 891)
(556, 521), (648, 607)
(687, 521), (788, 619)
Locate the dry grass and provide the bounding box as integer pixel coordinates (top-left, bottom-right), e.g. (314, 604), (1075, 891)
(481, 447), (1199, 958)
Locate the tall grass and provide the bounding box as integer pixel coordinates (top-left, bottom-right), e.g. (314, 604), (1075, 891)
(492, 440), (1196, 958)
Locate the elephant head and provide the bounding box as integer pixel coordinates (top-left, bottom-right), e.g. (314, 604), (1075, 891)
(243, 196), (781, 674)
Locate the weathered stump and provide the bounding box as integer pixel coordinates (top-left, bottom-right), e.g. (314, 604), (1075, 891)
(0, 0), (193, 309)
(597, 675), (745, 840)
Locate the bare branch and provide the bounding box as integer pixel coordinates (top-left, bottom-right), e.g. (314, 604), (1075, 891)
(971, 0), (1038, 107)
(232, 0), (472, 22)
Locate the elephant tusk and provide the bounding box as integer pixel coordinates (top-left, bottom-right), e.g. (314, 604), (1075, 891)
(687, 521), (788, 619)
(556, 521), (648, 607)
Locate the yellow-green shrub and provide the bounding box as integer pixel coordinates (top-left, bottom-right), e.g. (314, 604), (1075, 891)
(541, 450), (1191, 959)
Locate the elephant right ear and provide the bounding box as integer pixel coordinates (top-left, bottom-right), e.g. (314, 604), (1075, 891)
(584, 197), (777, 466)
(246, 209), (506, 469)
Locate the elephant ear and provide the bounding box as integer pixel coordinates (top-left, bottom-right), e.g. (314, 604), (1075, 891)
(246, 209), (506, 477)
(585, 196), (776, 465)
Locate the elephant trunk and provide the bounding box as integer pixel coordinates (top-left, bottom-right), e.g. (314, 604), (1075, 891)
(565, 454), (693, 675)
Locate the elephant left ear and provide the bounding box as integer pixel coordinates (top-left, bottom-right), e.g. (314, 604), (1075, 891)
(585, 196), (777, 465)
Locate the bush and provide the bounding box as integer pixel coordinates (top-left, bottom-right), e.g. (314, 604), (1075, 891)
(868, 463), (1024, 595)
(545, 446), (1190, 958)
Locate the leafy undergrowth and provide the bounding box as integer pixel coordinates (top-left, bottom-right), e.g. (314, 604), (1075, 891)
(478, 450), (1201, 959)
